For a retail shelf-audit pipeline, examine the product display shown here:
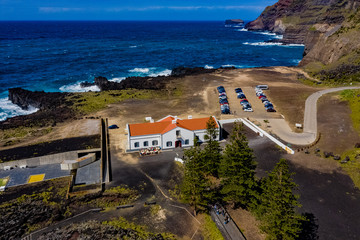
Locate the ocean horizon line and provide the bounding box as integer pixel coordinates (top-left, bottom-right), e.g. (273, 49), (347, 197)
(0, 19), (252, 22)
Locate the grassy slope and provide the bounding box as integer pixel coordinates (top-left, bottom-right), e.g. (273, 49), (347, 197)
(66, 89), (168, 114)
(339, 89), (360, 189)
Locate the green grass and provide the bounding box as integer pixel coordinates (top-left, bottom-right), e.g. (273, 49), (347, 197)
(201, 213), (225, 240)
(340, 148), (360, 189)
(0, 127), (53, 146)
(340, 89), (360, 134)
(103, 217), (176, 239)
(0, 177), (9, 187)
(66, 89), (168, 114)
(87, 185), (139, 208)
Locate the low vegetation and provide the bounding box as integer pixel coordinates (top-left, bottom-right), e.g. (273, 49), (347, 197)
(0, 126), (52, 147)
(66, 89), (167, 114)
(85, 185), (139, 208)
(201, 213), (224, 240)
(340, 148), (360, 189)
(103, 217), (176, 240)
(340, 89), (360, 134)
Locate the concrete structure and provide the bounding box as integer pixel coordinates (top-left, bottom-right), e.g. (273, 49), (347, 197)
(126, 115), (220, 151)
(60, 153), (96, 170)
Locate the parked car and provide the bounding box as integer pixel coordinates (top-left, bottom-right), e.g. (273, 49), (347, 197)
(108, 124), (119, 129)
(265, 103), (274, 109)
(240, 99), (249, 105)
(267, 108), (276, 112)
(256, 84), (269, 90)
(219, 98), (229, 104)
(260, 97), (268, 102)
(219, 94), (227, 100)
(217, 86), (225, 93)
(243, 104), (253, 112)
(263, 100), (271, 105)
(221, 104), (230, 114)
(237, 93), (246, 99)
(235, 88), (243, 93)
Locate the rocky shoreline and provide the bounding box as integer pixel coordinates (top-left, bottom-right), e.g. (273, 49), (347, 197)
(1, 66), (220, 129)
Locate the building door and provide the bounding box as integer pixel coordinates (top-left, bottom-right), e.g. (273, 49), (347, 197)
(175, 140), (182, 148)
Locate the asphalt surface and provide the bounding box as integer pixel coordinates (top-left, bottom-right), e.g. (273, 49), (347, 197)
(0, 164), (70, 187)
(75, 160), (101, 185)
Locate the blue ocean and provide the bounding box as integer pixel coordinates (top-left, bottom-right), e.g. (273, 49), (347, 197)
(0, 21), (304, 121)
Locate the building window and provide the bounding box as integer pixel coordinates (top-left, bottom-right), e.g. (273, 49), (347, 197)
(134, 142), (139, 148)
(166, 141), (172, 147)
(185, 139), (189, 145)
(152, 140), (158, 146)
(176, 130), (180, 136)
(143, 141), (148, 147)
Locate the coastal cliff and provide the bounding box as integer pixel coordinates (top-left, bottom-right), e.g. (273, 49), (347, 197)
(246, 0), (360, 81)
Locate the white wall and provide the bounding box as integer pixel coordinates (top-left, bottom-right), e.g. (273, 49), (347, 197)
(162, 127), (194, 149)
(129, 134), (161, 150)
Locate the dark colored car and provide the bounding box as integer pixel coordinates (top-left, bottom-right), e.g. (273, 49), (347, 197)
(217, 86), (225, 93)
(260, 97), (268, 102)
(264, 103), (273, 108)
(108, 124), (119, 129)
(219, 98), (228, 104)
(258, 94), (266, 99)
(240, 99), (249, 105)
(267, 108), (276, 112)
(235, 88), (243, 93)
(237, 93), (246, 99)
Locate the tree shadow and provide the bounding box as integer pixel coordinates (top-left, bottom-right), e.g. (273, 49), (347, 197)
(298, 212), (319, 240)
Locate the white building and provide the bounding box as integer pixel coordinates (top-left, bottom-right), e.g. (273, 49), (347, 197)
(126, 115), (220, 151)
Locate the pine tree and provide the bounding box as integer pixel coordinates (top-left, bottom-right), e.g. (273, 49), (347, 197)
(219, 122), (257, 209)
(180, 146), (213, 215)
(257, 158), (304, 240)
(203, 116), (222, 177)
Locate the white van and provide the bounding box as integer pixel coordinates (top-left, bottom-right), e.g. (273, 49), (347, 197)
(256, 85), (269, 90)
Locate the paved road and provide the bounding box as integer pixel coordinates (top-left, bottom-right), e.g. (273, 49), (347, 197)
(266, 86), (360, 145)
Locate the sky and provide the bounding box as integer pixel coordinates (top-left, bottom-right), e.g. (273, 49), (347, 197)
(0, 0), (278, 21)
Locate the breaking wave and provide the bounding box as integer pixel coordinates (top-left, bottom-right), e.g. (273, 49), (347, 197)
(0, 97), (38, 121)
(59, 82), (100, 92)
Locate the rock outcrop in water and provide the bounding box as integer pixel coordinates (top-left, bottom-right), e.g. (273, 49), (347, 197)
(246, 0), (360, 81)
(80, 67), (216, 91)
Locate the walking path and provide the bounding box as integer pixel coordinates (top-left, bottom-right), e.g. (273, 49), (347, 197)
(210, 206), (246, 240)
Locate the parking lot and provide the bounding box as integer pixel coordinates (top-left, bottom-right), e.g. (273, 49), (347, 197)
(218, 85), (283, 119)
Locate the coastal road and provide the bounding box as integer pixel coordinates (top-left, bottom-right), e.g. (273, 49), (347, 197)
(266, 86), (360, 145)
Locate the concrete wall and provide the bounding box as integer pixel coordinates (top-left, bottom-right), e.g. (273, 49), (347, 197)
(129, 134), (161, 150)
(0, 148), (101, 169)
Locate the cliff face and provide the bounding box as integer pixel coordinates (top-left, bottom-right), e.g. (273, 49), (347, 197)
(246, 0), (360, 80)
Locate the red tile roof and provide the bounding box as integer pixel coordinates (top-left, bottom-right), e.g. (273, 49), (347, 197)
(128, 116), (218, 136)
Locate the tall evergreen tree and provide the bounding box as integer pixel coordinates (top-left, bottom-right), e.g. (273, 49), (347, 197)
(180, 146), (213, 215)
(257, 159), (304, 240)
(203, 116), (222, 177)
(220, 122), (257, 209)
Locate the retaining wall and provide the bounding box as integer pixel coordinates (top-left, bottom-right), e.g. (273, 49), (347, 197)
(0, 148), (101, 169)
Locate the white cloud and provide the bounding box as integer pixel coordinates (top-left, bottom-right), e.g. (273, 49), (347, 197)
(39, 7), (85, 13)
(107, 5), (265, 12)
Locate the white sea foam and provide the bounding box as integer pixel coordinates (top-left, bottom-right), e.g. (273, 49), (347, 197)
(129, 68), (150, 73)
(204, 65), (214, 69)
(243, 42), (304, 47)
(59, 82), (100, 92)
(109, 77), (126, 82)
(236, 28), (248, 32)
(129, 45), (137, 48)
(292, 59), (302, 64)
(0, 97), (38, 121)
(149, 69), (172, 77)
